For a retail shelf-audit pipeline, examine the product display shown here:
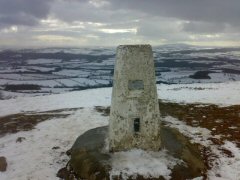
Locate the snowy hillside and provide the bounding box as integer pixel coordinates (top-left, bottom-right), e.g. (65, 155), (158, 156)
(0, 81), (240, 179)
(0, 81), (240, 117)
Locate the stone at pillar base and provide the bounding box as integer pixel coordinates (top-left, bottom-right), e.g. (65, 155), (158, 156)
(57, 126), (206, 180)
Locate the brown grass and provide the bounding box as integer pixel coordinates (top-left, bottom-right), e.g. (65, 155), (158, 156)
(159, 100), (240, 148)
(94, 106), (110, 116)
(158, 100), (240, 177)
(0, 107), (83, 137)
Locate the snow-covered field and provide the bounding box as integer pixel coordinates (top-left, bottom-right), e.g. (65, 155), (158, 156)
(158, 81), (240, 106)
(1, 81), (240, 117)
(1, 45), (240, 97)
(0, 81), (240, 180)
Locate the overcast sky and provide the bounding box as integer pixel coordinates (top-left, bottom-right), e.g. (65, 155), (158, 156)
(0, 0), (240, 47)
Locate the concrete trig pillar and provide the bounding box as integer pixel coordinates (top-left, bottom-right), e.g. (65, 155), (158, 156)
(109, 44), (161, 152)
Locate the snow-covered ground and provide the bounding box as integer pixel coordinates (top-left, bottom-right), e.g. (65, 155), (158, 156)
(1, 81), (240, 117)
(110, 149), (182, 180)
(0, 108), (108, 180)
(0, 81), (240, 180)
(158, 81), (240, 106)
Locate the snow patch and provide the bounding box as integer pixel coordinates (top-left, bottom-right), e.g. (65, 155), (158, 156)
(158, 81), (240, 106)
(163, 116), (240, 180)
(27, 59), (62, 65)
(110, 149), (182, 180)
(0, 87), (112, 117)
(207, 141), (240, 180)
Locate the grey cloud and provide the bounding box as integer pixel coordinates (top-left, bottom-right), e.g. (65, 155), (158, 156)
(137, 19), (179, 37)
(136, 17), (189, 42)
(183, 22), (227, 34)
(1, 0), (240, 47)
(51, 0), (141, 24)
(51, 0), (240, 35)
(109, 0), (240, 26)
(0, 0), (53, 27)
(0, 14), (37, 27)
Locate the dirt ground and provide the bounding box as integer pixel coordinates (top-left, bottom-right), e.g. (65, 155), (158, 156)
(158, 100), (240, 148)
(0, 107), (83, 137)
(158, 100), (240, 175)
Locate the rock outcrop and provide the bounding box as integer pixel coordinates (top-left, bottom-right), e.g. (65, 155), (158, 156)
(57, 125), (206, 180)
